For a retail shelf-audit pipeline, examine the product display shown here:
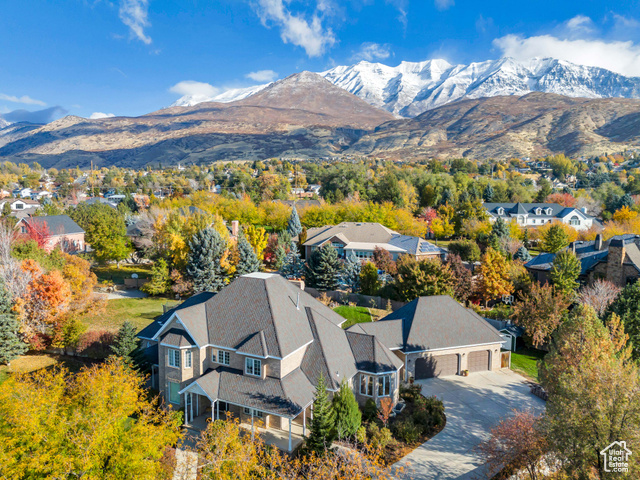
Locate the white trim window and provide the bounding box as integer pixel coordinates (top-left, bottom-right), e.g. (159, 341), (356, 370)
(217, 350), (230, 366)
(184, 350), (192, 368)
(168, 349), (180, 368)
(377, 375), (391, 397)
(245, 357), (261, 376)
(360, 375), (374, 396)
(243, 407), (263, 418)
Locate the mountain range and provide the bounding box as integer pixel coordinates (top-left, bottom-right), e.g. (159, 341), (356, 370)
(2, 58), (640, 166)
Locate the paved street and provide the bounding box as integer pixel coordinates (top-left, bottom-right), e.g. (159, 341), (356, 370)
(397, 370), (545, 480)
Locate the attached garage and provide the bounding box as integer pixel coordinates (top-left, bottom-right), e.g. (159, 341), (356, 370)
(468, 350), (490, 372)
(415, 353), (458, 379)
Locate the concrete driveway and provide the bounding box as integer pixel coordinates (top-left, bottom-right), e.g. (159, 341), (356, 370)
(396, 369), (545, 480)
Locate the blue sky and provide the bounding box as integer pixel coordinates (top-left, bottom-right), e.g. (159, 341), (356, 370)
(1, 0), (640, 120)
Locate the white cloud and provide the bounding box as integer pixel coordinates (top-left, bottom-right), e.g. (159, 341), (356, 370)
(119, 0), (152, 45)
(352, 43), (392, 62)
(612, 14), (640, 29)
(493, 33), (640, 77)
(245, 70), (278, 82)
(89, 112), (116, 119)
(252, 0), (335, 57)
(434, 0), (454, 11)
(385, 0), (408, 28)
(0, 94), (46, 106)
(169, 80), (219, 97)
(566, 14), (594, 33)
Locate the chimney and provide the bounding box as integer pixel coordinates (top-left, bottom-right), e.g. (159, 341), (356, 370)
(231, 220), (239, 237)
(570, 242), (576, 253)
(595, 233), (603, 251)
(581, 207), (588, 214)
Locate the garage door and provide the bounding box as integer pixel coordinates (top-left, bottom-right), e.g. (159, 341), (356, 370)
(468, 350), (490, 372)
(415, 354), (458, 379)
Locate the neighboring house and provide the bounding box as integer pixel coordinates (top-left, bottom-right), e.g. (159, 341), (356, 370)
(138, 273), (403, 451)
(348, 296), (505, 381)
(16, 215), (86, 253)
(525, 233), (640, 287)
(82, 197), (119, 209)
(484, 202), (596, 231)
(303, 222), (445, 261)
(0, 198), (41, 218)
(12, 187), (33, 198)
(483, 318), (524, 352)
(274, 199), (322, 209)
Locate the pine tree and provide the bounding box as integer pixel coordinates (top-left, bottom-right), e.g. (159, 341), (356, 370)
(141, 259), (170, 296)
(341, 251), (361, 292)
(280, 241), (304, 279)
(523, 228), (530, 248)
(307, 374), (336, 454)
(550, 250), (581, 297)
(492, 217), (509, 239)
(483, 184), (494, 202)
(286, 206), (302, 238)
(235, 232), (260, 276)
(0, 280), (26, 365)
(514, 245), (532, 262)
(331, 379), (361, 440)
(542, 224), (570, 253)
(110, 321), (139, 360)
(305, 244), (342, 291)
(186, 227), (229, 293)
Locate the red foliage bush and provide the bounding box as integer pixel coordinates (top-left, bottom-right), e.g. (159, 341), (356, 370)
(77, 330), (115, 359)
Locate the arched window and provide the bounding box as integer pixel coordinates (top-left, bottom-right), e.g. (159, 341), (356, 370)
(497, 207), (504, 215)
(546, 208), (553, 215)
(569, 216), (580, 226)
(535, 208), (542, 215)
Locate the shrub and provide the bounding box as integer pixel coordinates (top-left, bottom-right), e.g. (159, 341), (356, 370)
(447, 239), (481, 262)
(399, 383), (422, 403)
(362, 398), (378, 422)
(367, 424), (393, 450)
(77, 330), (115, 359)
(412, 395), (445, 435)
(392, 420), (421, 443)
(355, 426), (367, 445)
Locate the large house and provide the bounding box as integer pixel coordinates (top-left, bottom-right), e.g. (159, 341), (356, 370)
(484, 203), (596, 231)
(303, 222), (445, 261)
(138, 273), (504, 451)
(0, 198), (41, 219)
(16, 215), (86, 253)
(525, 234), (640, 287)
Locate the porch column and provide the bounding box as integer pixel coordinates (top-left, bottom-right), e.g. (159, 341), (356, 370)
(303, 407), (306, 437)
(189, 393), (193, 424)
(211, 400), (215, 422)
(251, 410), (255, 440)
(217, 400), (220, 420)
(183, 394), (188, 426)
(288, 418), (292, 452)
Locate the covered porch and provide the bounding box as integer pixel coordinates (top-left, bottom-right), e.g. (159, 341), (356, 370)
(180, 388), (312, 453)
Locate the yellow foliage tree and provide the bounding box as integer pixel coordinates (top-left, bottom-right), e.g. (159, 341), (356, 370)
(478, 248), (513, 305)
(244, 225), (268, 261)
(613, 205), (638, 222)
(0, 358), (182, 479)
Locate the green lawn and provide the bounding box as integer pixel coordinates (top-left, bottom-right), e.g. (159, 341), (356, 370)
(511, 348), (546, 381)
(81, 297), (179, 332)
(0, 353), (92, 385)
(333, 305), (373, 329)
(92, 264), (153, 285)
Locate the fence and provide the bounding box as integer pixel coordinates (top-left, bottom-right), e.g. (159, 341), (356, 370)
(303, 287), (406, 311)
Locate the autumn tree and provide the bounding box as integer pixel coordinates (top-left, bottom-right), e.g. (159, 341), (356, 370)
(606, 281), (640, 360)
(61, 253), (97, 307)
(477, 248), (513, 305)
(446, 254), (473, 304)
(541, 224), (570, 253)
(577, 279), (621, 317)
(540, 306), (640, 478)
(511, 283), (570, 347)
(186, 227), (230, 293)
(393, 256), (455, 301)
(244, 225), (268, 261)
(372, 247), (396, 275)
(305, 244), (342, 291)
(477, 410), (549, 480)
(141, 258), (170, 296)
(550, 250), (581, 298)
(0, 358), (182, 479)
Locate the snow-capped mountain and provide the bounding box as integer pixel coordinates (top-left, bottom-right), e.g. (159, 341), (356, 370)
(170, 83), (271, 107)
(0, 117), (10, 129)
(322, 57), (640, 117)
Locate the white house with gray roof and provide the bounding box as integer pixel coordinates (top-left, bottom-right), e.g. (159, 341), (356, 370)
(139, 274), (506, 451)
(303, 222), (445, 261)
(484, 202), (595, 231)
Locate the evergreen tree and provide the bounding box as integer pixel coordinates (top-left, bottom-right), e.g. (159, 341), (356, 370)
(491, 217), (509, 239)
(341, 251), (361, 292)
(607, 281), (640, 360)
(542, 224), (570, 253)
(235, 232), (260, 276)
(483, 184), (494, 202)
(535, 178), (553, 202)
(186, 227), (229, 293)
(305, 244), (342, 291)
(440, 188), (453, 206)
(359, 262), (380, 296)
(280, 241), (304, 279)
(286, 206), (302, 238)
(141, 259), (170, 296)
(307, 374), (336, 454)
(331, 379), (362, 440)
(110, 321), (139, 360)
(522, 228), (530, 248)
(0, 280), (26, 365)
(550, 250), (581, 298)
(514, 246), (532, 262)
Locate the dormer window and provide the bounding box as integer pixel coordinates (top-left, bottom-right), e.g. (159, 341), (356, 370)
(497, 207), (504, 215)
(546, 208), (552, 215)
(535, 208), (542, 215)
(245, 357), (261, 376)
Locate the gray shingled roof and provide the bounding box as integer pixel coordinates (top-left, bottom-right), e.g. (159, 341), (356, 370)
(161, 329), (196, 348)
(352, 296), (503, 352)
(21, 215), (84, 236)
(484, 202), (594, 220)
(137, 292), (215, 340)
(346, 331), (404, 373)
(305, 222), (396, 246)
